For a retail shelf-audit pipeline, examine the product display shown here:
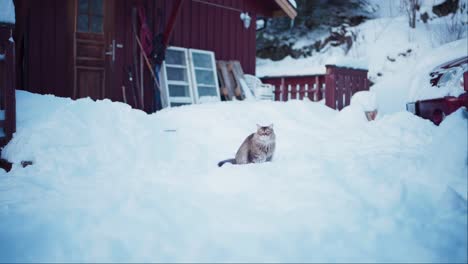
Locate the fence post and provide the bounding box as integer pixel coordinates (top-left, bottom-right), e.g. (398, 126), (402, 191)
(0, 25), (16, 147)
(291, 84), (297, 100)
(313, 76), (319, 101)
(299, 83), (305, 100)
(281, 77), (288, 101)
(325, 65), (336, 109)
(274, 84), (280, 101)
(464, 71), (468, 92)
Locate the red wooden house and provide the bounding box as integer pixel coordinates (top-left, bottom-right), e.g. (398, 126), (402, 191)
(12, 0), (297, 113)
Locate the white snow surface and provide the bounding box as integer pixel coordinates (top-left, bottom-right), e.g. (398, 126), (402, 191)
(350, 91), (378, 111)
(288, 0), (297, 9)
(0, 90), (467, 263)
(0, 0), (15, 24)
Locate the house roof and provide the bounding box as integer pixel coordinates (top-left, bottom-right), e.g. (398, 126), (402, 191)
(274, 0), (297, 19)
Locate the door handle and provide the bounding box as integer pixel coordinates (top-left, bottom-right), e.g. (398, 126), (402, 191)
(105, 40), (115, 62)
(105, 40), (124, 62)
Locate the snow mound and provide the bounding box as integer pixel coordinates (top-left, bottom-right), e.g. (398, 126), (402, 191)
(350, 90), (378, 111)
(0, 91), (466, 262)
(0, 0), (15, 24)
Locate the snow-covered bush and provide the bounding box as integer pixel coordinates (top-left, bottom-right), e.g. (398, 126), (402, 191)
(429, 4), (468, 45)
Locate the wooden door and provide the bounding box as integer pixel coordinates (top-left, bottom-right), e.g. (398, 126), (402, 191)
(74, 0), (115, 100)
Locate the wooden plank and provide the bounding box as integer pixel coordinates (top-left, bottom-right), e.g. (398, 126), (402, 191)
(216, 60), (235, 100)
(325, 66), (336, 109)
(43, 0), (56, 94)
(226, 60), (245, 99)
(273, 0), (298, 19)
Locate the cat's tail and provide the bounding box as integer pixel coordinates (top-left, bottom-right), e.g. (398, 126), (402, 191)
(218, 158), (236, 167)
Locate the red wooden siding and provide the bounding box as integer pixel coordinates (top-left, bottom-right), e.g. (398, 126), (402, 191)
(14, 0), (75, 98)
(15, 0), (276, 113)
(158, 0), (258, 74)
(261, 65), (369, 110)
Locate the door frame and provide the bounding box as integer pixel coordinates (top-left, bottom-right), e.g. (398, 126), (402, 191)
(72, 0), (115, 100)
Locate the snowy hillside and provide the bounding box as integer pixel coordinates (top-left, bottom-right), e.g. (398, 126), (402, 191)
(257, 0), (468, 114)
(0, 90), (466, 262)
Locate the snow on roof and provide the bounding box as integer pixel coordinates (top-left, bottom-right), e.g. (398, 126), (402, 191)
(0, 0), (15, 24)
(256, 54), (368, 78)
(288, 0), (297, 9)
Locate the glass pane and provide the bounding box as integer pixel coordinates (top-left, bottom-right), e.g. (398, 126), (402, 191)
(192, 52), (212, 68)
(90, 16), (103, 33)
(90, 0), (103, 15)
(166, 67), (188, 82)
(195, 69), (215, 85)
(78, 0), (88, 14)
(166, 50), (186, 66)
(77, 14), (89, 32)
(168, 85), (190, 97)
(198, 86), (217, 97)
(171, 102), (190, 107)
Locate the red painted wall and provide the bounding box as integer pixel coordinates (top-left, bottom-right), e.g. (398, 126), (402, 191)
(14, 0), (277, 112)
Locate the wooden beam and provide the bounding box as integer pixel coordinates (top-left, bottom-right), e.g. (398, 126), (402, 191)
(274, 0), (297, 19)
(163, 0), (186, 47)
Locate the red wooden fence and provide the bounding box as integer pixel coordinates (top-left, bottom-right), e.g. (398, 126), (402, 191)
(261, 65), (369, 110)
(0, 24), (16, 150)
(464, 71), (468, 92)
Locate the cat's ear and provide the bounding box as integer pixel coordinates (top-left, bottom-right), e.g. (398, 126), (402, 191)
(269, 123), (274, 129)
(256, 124), (261, 130)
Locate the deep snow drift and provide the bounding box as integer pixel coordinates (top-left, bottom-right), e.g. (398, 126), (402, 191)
(0, 91), (466, 263)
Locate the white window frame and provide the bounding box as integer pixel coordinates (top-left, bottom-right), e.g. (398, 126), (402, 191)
(160, 47), (195, 108)
(188, 49), (221, 104)
(160, 46), (221, 108)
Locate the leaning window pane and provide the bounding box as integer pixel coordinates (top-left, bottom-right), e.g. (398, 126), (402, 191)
(198, 86), (217, 97)
(195, 69), (215, 85)
(192, 53), (212, 69)
(166, 67), (188, 82)
(168, 85), (190, 97)
(166, 50), (186, 66)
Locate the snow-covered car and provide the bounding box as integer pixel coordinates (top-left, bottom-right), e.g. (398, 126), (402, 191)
(406, 56), (468, 125)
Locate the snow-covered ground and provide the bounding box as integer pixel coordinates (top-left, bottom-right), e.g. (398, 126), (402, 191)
(0, 1), (467, 262)
(0, 90), (466, 263)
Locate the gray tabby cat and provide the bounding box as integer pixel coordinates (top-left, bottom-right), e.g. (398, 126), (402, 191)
(218, 124), (276, 167)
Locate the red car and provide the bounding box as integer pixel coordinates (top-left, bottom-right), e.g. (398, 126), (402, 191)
(406, 56), (468, 125)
